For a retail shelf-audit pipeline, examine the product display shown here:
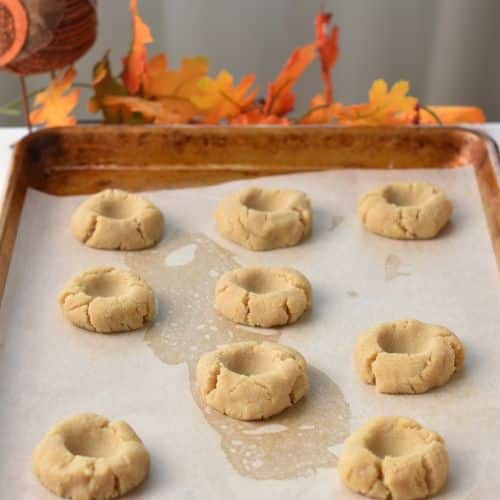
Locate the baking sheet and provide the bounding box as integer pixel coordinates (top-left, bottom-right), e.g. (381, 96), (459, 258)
(1, 166), (500, 499)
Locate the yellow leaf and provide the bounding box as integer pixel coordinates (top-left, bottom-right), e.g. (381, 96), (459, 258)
(338, 79), (418, 125)
(192, 70), (257, 124)
(30, 67), (80, 127)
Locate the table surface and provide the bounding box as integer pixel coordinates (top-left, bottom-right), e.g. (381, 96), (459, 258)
(1, 124), (499, 205)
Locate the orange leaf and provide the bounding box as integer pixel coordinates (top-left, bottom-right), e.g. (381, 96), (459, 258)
(104, 95), (197, 124)
(142, 54), (208, 99)
(230, 109), (291, 125)
(122, 0), (153, 94)
(338, 79), (418, 125)
(192, 71), (257, 124)
(264, 44), (316, 116)
(420, 105), (485, 124)
(299, 94), (342, 124)
(88, 51), (128, 123)
(315, 10), (339, 103)
(30, 67), (80, 127)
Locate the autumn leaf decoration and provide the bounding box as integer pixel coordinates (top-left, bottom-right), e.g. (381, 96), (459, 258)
(121, 0), (153, 95)
(26, 1), (484, 127)
(30, 67), (80, 127)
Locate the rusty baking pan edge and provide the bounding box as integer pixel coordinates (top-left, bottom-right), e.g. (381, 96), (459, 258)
(0, 125), (498, 305)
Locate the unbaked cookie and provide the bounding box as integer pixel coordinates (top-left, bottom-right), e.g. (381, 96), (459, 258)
(32, 413), (150, 500)
(197, 341), (309, 420)
(215, 186), (312, 250)
(215, 267), (312, 327)
(355, 319), (464, 394)
(338, 416), (448, 500)
(71, 189), (164, 250)
(59, 267), (156, 333)
(358, 182), (452, 239)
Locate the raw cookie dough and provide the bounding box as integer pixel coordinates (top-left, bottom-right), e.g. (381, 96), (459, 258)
(59, 267), (156, 333)
(197, 341), (309, 420)
(338, 416), (448, 500)
(355, 319), (464, 394)
(33, 413), (150, 500)
(71, 189), (164, 250)
(215, 267), (312, 327)
(358, 182), (452, 239)
(215, 186), (312, 250)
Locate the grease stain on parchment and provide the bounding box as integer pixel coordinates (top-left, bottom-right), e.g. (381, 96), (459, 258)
(328, 215), (344, 232)
(125, 232), (350, 480)
(385, 254), (411, 281)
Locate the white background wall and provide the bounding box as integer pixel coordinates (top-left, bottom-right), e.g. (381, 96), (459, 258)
(1, 0), (499, 126)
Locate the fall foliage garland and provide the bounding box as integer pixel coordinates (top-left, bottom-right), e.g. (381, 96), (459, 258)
(26, 0), (484, 128)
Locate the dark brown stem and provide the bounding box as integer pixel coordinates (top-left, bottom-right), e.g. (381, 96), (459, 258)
(296, 103), (331, 123)
(19, 76), (31, 132)
(420, 105), (443, 125)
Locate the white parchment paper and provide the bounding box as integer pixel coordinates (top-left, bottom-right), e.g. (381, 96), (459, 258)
(1, 167), (499, 499)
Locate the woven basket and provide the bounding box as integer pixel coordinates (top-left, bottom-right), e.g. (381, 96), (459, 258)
(0, 0), (97, 75)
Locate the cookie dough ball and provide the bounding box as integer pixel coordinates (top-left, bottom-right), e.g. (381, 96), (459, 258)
(59, 267), (156, 333)
(71, 189), (164, 250)
(215, 186), (312, 250)
(358, 182), (452, 239)
(197, 341), (309, 420)
(338, 416), (448, 500)
(355, 319), (464, 394)
(32, 413), (150, 500)
(215, 267), (312, 328)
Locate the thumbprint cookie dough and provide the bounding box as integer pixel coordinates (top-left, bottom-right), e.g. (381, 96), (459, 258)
(358, 182), (452, 239)
(197, 341), (309, 420)
(338, 416), (448, 500)
(215, 186), (312, 250)
(32, 413), (150, 500)
(355, 319), (464, 394)
(71, 189), (164, 250)
(59, 267), (156, 333)
(215, 267), (312, 328)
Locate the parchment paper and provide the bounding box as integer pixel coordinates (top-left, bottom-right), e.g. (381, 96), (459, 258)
(1, 167), (500, 499)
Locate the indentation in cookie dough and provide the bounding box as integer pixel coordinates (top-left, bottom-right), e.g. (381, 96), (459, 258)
(358, 182), (453, 240)
(215, 187), (312, 250)
(58, 267), (156, 333)
(197, 341), (309, 420)
(221, 344), (277, 375)
(93, 197), (141, 219)
(32, 413), (150, 500)
(215, 267), (312, 328)
(366, 425), (428, 459)
(241, 189), (294, 211)
(83, 272), (130, 298)
(355, 319), (465, 394)
(385, 254), (411, 281)
(125, 232), (350, 480)
(64, 424), (122, 458)
(377, 325), (433, 355)
(338, 416), (448, 500)
(71, 189), (164, 250)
